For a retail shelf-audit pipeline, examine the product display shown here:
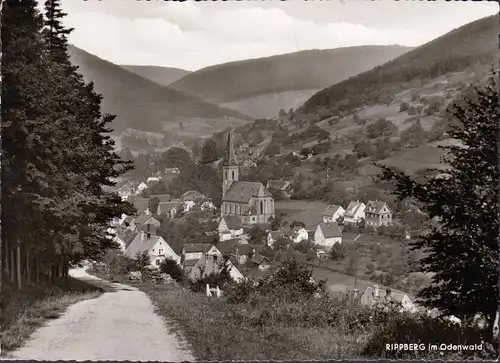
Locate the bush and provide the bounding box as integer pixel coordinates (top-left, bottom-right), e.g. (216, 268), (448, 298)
(159, 258), (185, 283)
(329, 243), (347, 260)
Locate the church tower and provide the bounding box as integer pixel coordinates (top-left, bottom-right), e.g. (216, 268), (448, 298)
(222, 128), (239, 196)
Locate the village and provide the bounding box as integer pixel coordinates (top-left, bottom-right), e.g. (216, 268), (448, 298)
(109, 129), (419, 313)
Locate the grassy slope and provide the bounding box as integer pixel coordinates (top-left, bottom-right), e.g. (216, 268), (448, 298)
(120, 65), (191, 87)
(301, 15), (497, 114)
(67, 45), (252, 136)
(0, 278), (103, 355)
(170, 46), (412, 105)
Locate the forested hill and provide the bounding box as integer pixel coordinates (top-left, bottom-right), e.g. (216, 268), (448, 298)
(301, 15), (498, 116)
(169, 45), (412, 104)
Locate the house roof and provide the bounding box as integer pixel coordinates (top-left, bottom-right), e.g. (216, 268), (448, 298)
(222, 181), (271, 203)
(123, 216), (135, 224)
(181, 190), (205, 201)
(137, 224), (159, 235)
(128, 197), (150, 215)
(323, 205), (343, 216)
(222, 215), (242, 230)
(149, 194), (172, 202)
(318, 222), (342, 238)
(135, 213), (154, 225)
(345, 201), (365, 217)
(363, 286), (413, 304)
(123, 233), (137, 248)
(223, 128), (238, 166)
(124, 233), (164, 259)
(251, 254), (270, 265)
(366, 201), (392, 214)
(216, 239), (240, 255)
(182, 243), (213, 254)
(237, 244), (254, 255)
(266, 180), (291, 191)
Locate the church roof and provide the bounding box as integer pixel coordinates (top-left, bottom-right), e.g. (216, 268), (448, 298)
(222, 181), (271, 203)
(223, 128), (238, 166)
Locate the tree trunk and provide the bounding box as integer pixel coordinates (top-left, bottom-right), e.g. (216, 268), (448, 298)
(35, 254), (40, 283)
(16, 242), (22, 289)
(10, 247), (15, 284)
(48, 262), (52, 283)
(26, 248), (31, 283)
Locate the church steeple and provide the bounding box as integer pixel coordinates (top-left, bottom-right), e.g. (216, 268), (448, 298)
(222, 128), (239, 196)
(223, 128), (237, 166)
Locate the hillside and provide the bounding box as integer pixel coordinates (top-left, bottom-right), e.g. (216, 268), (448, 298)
(120, 65), (191, 87)
(301, 15), (498, 115)
(67, 45), (251, 137)
(169, 46), (412, 117)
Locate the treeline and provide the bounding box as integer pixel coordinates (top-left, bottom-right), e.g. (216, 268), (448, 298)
(1, 0), (133, 290)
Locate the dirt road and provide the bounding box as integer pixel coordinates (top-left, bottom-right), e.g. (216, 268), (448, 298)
(7, 268), (194, 361)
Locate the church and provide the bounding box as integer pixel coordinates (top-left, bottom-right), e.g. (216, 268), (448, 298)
(221, 129), (275, 225)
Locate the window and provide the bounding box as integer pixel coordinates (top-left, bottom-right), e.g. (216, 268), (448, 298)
(232, 170), (235, 179)
(260, 200), (264, 214)
(159, 249), (164, 255)
(213, 255), (218, 263)
(155, 259), (160, 266)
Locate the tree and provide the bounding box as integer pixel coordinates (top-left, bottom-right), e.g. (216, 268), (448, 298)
(366, 118), (397, 139)
(201, 139), (218, 164)
(249, 226), (267, 245)
(330, 243), (346, 260)
(159, 258), (184, 283)
(149, 197), (160, 216)
(376, 72), (499, 337)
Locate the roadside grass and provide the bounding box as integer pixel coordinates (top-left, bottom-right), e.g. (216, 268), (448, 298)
(0, 278), (103, 355)
(139, 282), (368, 360)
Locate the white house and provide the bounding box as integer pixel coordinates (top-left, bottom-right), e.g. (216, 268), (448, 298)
(124, 231), (181, 268)
(343, 201), (366, 224)
(116, 184), (133, 201)
(360, 285), (416, 313)
(181, 243), (214, 270)
(147, 176), (160, 183)
(188, 246), (244, 282)
(290, 226), (309, 243)
(365, 200), (393, 227)
(135, 182), (148, 195)
(314, 222), (342, 250)
(322, 205), (345, 223)
(218, 215), (244, 242)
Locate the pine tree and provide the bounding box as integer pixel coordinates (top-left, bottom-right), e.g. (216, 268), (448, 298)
(377, 72), (499, 337)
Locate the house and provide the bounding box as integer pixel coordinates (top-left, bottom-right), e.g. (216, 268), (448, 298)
(164, 167), (180, 174)
(147, 176), (160, 183)
(267, 230), (285, 248)
(122, 215), (137, 231)
(266, 180), (292, 199)
(240, 158), (257, 170)
(188, 247), (244, 282)
(250, 254), (271, 270)
(124, 231), (181, 268)
(360, 285), (416, 313)
(365, 201), (393, 227)
(322, 205), (345, 223)
(134, 213), (160, 229)
(343, 201), (366, 224)
(181, 190), (205, 202)
(313, 222), (342, 250)
(218, 215), (244, 242)
(158, 200), (185, 218)
(128, 196), (151, 215)
(181, 243), (214, 270)
(135, 182), (148, 195)
(221, 128), (275, 225)
(290, 225), (309, 243)
(217, 239), (255, 265)
(149, 194), (172, 203)
(116, 183), (133, 201)
(137, 223), (159, 236)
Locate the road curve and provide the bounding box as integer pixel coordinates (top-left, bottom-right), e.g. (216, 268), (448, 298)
(6, 268), (194, 362)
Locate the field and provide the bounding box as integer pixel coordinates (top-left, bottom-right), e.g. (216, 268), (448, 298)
(275, 200), (330, 228)
(379, 144), (450, 175)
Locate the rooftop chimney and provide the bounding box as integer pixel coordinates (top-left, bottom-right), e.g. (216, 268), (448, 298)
(373, 285), (379, 298)
(140, 231), (145, 242)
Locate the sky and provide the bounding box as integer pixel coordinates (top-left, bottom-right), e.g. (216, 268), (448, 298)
(54, 0), (499, 71)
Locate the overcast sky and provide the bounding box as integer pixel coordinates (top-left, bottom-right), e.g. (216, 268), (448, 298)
(55, 0), (498, 71)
